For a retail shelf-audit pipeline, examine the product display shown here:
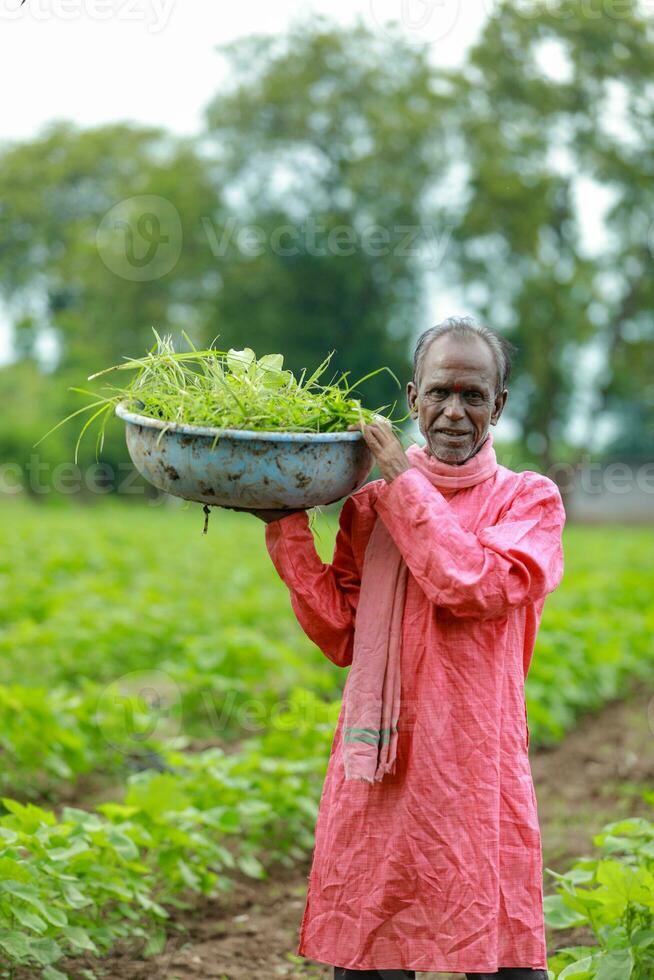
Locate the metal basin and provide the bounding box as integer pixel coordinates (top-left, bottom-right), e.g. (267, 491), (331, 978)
(116, 403), (375, 509)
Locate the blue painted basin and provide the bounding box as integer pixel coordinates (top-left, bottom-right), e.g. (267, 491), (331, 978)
(116, 403), (375, 509)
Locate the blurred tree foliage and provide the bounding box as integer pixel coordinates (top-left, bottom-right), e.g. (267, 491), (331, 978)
(203, 20), (449, 414)
(444, 0), (654, 467)
(0, 122), (221, 475)
(0, 122), (220, 372)
(0, 4), (652, 486)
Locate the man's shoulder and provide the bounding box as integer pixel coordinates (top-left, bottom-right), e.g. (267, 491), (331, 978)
(496, 463), (562, 497)
(497, 463), (559, 492)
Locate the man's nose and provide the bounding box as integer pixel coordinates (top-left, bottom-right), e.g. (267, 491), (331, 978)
(442, 394), (465, 419)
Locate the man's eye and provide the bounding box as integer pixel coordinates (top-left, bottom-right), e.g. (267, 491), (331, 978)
(466, 391), (483, 401)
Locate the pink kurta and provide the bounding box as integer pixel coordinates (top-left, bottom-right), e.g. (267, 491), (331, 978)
(264, 446), (566, 974)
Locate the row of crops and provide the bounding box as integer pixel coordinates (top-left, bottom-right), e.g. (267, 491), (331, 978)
(0, 500), (652, 977)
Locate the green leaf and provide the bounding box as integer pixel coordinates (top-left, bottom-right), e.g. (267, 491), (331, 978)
(41, 967), (68, 980)
(257, 353), (284, 372)
(226, 348), (256, 376)
(95, 803), (140, 820)
(0, 928), (31, 960)
(48, 840), (90, 862)
(25, 935), (63, 966)
(630, 927), (654, 948)
(543, 894), (588, 930)
(177, 859), (200, 889)
(61, 926), (98, 953)
(0, 858), (33, 883)
(142, 926), (167, 958)
(5, 890), (70, 930)
(216, 808), (240, 833)
(1, 799), (56, 831)
(0, 881), (49, 916)
(41, 906), (68, 928)
(125, 774), (191, 817)
(558, 955), (597, 979)
(135, 894), (169, 918)
(106, 829), (139, 860)
(11, 907), (48, 934)
(256, 354), (290, 388)
(60, 882), (92, 909)
(594, 947), (634, 980)
(237, 854), (265, 879)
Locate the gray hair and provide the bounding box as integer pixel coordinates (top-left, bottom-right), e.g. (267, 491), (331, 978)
(412, 315), (517, 395)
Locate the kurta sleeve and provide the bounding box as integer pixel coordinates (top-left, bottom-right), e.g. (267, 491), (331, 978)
(374, 468), (566, 621)
(264, 497), (361, 667)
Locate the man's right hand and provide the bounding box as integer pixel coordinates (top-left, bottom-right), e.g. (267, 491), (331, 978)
(220, 505), (306, 524)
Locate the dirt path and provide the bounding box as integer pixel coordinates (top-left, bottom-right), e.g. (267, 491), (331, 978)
(56, 685), (654, 979)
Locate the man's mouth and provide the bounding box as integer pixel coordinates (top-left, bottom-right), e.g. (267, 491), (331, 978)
(436, 429), (470, 438)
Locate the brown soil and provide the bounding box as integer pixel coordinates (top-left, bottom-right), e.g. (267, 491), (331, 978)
(43, 687), (654, 979)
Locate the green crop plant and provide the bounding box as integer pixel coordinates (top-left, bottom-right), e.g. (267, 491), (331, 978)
(0, 688), (335, 978)
(36, 331), (406, 462)
(544, 804), (654, 978)
(0, 507), (652, 797)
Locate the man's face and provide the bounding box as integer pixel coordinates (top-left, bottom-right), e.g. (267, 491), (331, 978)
(406, 334), (508, 464)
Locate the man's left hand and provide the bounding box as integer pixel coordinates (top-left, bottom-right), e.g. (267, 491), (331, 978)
(347, 416), (411, 484)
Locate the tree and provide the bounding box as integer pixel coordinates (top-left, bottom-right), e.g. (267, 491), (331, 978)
(0, 121), (221, 376)
(0, 122), (222, 470)
(440, 0), (654, 472)
(203, 18), (450, 413)
(1, 9), (652, 480)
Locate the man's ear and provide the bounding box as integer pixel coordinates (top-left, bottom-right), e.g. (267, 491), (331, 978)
(407, 380), (419, 418)
(491, 389), (508, 425)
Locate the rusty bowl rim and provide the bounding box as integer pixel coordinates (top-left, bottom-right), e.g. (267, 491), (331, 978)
(115, 401), (367, 443)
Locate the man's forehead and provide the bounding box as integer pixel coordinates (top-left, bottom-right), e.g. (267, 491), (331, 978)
(420, 366), (494, 388)
(420, 338), (497, 387)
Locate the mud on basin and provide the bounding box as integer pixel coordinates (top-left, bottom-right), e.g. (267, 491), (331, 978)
(115, 403), (375, 509)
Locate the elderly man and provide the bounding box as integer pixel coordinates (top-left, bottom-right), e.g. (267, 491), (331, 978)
(229, 316), (565, 979)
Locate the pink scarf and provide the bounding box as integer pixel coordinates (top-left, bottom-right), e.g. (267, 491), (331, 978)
(342, 431), (499, 783)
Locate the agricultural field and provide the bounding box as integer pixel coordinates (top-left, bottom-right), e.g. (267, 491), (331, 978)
(0, 497), (652, 978)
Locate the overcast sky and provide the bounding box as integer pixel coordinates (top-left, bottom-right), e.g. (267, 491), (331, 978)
(1, 0), (493, 142)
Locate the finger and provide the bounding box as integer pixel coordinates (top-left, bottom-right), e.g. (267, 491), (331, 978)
(366, 418), (389, 432)
(363, 425), (380, 446)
